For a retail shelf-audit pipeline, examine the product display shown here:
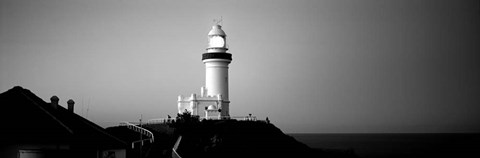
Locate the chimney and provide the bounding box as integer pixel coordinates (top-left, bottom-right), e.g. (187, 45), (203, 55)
(50, 96), (59, 109)
(67, 99), (75, 113)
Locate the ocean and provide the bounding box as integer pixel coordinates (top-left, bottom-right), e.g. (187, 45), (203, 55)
(289, 133), (480, 158)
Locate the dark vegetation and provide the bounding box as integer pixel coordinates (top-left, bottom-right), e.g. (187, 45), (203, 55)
(107, 111), (359, 158)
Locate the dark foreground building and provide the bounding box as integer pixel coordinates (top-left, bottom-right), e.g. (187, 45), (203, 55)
(0, 86), (127, 158)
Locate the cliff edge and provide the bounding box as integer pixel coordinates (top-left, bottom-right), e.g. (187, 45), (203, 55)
(164, 113), (358, 158)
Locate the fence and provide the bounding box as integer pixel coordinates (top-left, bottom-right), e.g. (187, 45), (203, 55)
(145, 115), (265, 124)
(119, 121), (155, 148)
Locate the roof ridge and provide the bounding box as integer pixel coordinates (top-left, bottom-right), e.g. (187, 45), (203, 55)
(18, 88), (74, 134)
(5, 86), (126, 146)
(67, 110), (128, 146)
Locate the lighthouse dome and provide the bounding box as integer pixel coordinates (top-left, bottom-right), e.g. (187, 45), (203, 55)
(207, 105), (217, 110)
(208, 25), (226, 36)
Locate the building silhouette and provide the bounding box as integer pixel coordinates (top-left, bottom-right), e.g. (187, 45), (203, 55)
(0, 86), (127, 158)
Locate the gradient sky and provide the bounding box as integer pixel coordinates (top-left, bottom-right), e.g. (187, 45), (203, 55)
(1, 0), (479, 133)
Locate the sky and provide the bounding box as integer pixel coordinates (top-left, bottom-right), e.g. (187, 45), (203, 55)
(1, 0), (479, 133)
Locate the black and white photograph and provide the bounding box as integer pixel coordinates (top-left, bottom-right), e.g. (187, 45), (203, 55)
(1, 0), (479, 158)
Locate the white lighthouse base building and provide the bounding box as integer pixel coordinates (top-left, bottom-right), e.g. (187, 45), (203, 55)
(178, 87), (229, 119)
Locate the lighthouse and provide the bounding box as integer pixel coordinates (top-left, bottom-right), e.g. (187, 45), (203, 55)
(178, 24), (232, 118)
(203, 24), (232, 116)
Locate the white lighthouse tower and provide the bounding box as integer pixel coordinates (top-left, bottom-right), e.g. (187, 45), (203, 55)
(178, 24), (232, 118)
(204, 24), (232, 116)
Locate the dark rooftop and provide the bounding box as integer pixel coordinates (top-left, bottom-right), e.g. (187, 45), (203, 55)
(0, 86), (126, 149)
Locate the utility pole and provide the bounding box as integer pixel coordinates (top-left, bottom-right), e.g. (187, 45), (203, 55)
(139, 114), (143, 158)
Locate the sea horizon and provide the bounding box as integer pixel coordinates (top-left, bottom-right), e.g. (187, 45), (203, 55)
(288, 132), (480, 134)
(289, 133), (480, 158)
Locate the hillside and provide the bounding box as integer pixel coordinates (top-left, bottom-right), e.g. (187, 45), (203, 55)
(106, 124), (176, 158)
(171, 119), (315, 158)
(107, 113), (358, 158)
